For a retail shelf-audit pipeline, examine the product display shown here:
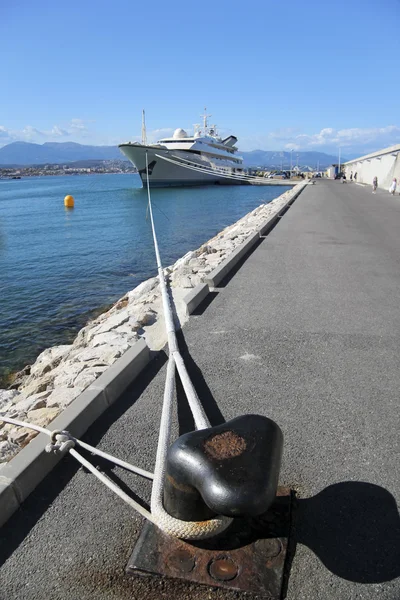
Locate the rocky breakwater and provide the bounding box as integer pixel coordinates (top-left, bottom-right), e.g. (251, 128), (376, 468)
(0, 183), (304, 465)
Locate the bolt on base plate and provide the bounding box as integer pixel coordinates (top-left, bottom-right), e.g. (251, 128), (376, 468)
(126, 487), (293, 598)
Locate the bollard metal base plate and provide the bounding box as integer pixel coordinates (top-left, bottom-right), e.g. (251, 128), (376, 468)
(126, 487), (293, 599)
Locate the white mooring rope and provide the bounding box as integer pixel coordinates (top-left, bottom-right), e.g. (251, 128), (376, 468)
(0, 154), (232, 540)
(1, 416), (155, 522)
(144, 151), (232, 538)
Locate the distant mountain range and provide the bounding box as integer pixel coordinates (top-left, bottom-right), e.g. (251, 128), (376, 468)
(0, 142), (122, 166)
(0, 141), (343, 169)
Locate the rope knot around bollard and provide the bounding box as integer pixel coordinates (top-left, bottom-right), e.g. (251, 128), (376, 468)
(45, 429), (76, 454)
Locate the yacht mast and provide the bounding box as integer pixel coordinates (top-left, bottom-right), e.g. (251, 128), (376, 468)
(141, 110), (147, 145)
(201, 107), (211, 135)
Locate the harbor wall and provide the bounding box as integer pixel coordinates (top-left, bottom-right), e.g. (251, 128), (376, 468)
(343, 144), (400, 189)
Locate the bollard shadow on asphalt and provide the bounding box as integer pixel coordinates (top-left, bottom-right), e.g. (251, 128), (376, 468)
(293, 481), (400, 584)
(174, 329), (225, 435)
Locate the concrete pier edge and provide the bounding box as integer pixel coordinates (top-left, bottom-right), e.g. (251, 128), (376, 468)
(0, 338), (150, 528)
(0, 182), (307, 529)
(183, 282), (210, 315)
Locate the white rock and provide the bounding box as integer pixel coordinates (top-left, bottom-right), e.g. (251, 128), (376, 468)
(188, 258), (201, 268)
(200, 245), (217, 255)
(127, 277), (158, 303)
(0, 406), (26, 421)
(170, 264), (193, 278)
(136, 292), (159, 306)
(0, 401), (15, 416)
(92, 311), (130, 336)
(213, 241), (235, 252)
(13, 395), (47, 413)
(204, 253), (223, 265)
(85, 323), (103, 343)
(90, 332), (129, 349)
(52, 362), (87, 388)
(111, 327), (138, 345)
(0, 440), (19, 463)
(20, 373), (55, 398)
(73, 366), (107, 389)
(46, 387), (84, 409)
(72, 325), (90, 348)
(27, 406), (61, 427)
(135, 307), (157, 326)
(189, 274), (203, 287)
(171, 275), (193, 288)
(47, 387), (83, 408)
(8, 426), (37, 447)
(71, 347), (110, 364)
(30, 345), (73, 377)
(0, 390), (20, 410)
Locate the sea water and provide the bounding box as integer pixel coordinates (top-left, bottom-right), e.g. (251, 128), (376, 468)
(0, 174), (290, 382)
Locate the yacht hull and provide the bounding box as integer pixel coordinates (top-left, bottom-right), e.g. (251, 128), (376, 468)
(119, 144), (246, 187)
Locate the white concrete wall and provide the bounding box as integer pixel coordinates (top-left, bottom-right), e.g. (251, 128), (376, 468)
(327, 166), (336, 178)
(343, 145), (400, 189)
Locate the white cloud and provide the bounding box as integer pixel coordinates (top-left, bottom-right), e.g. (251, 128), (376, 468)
(51, 125), (68, 136)
(147, 127), (174, 142)
(240, 125), (400, 153)
(1, 120), (399, 154)
(69, 118), (89, 132)
(284, 143), (301, 151)
(0, 126), (10, 139)
(21, 125), (43, 139)
(286, 126), (400, 150)
(268, 127), (300, 140)
(127, 128), (175, 145)
(0, 119), (94, 147)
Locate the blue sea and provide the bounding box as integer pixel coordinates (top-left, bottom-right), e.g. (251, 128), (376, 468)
(0, 174), (290, 383)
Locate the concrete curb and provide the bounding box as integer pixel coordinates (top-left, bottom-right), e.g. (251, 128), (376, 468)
(0, 338), (150, 528)
(206, 183), (306, 288)
(183, 283), (210, 315)
(205, 232), (260, 288)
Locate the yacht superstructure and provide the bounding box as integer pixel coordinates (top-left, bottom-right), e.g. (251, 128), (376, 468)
(119, 110), (246, 187)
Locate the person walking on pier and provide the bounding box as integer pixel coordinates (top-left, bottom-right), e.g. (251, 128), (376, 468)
(372, 176), (378, 193)
(354, 172), (357, 182)
(350, 171), (353, 181)
(389, 178), (397, 195)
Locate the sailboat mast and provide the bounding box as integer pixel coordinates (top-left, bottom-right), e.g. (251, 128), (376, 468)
(141, 110), (147, 145)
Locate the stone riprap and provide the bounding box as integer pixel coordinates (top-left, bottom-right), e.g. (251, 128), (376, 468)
(0, 183), (304, 465)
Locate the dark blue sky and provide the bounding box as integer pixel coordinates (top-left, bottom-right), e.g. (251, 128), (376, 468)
(1, 0), (399, 154)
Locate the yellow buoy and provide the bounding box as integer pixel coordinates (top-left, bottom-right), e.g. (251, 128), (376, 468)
(64, 195), (74, 207)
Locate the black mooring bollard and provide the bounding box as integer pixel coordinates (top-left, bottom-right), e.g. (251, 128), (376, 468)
(163, 414), (283, 522)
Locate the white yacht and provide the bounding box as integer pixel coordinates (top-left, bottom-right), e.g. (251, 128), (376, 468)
(119, 110), (247, 188)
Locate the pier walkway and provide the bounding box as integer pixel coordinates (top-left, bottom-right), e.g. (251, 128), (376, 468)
(1, 180), (400, 599)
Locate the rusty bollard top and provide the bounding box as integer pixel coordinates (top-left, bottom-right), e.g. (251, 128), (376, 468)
(163, 414), (283, 522)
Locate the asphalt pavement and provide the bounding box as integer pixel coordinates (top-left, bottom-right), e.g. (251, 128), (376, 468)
(1, 180), (399, 600)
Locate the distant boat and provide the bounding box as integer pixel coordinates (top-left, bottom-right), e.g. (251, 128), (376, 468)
(119, 109), (247, 188)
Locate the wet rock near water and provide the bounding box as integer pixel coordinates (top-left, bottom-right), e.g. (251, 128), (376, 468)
(0, 184), (303, 466)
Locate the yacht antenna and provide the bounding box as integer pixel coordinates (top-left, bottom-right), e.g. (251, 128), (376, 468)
(201, 107), (211, 135)
(141, 109), (147, 145)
